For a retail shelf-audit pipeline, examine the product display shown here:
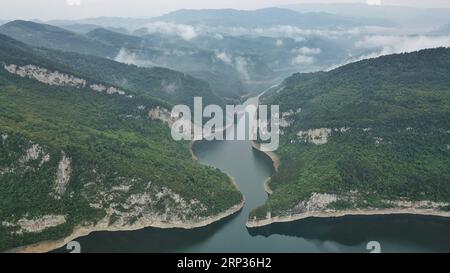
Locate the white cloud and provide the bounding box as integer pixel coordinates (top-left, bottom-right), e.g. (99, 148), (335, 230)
(215, 51), (232, 64)
(295, 47), (322, 55)
(144, 22), (198, 40)
(215, 52), (251, 80)
(136, 22), (399, 45)
(276, 39), (284, 47)
(213, 33), (224, 40)
(292, 55), (315, 65)
(327, 34), (450, 70)
(195, 25), (399, 41)
(355, 35), (450, 55)
(234, 56), (250, 80)
(114, 48), (155, 67)
(291, 47), (321, 65)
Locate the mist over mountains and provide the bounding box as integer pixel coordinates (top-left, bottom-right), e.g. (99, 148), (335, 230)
(282, 3), (450, 29)
(0, 5), (449, 99)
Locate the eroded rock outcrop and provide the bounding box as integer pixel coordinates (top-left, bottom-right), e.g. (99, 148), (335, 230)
(53, 152), (72, 198)
(86, 176), (208, 226)
(290, 193), (338, 214)
(297, 128), (332, 145)
(2, 215), (66, 235)
(90, 84), (126, 95)
(4, 64), (86, 88)
(3, 63), (128, 97)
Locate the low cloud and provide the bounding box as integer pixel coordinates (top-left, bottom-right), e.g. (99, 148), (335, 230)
(234, 56), (250, 80)
(161, 80), (178, 94)
(215, 51), (232, 64)
(276, 39), (284, 47)
(291, 47), (321, 65)
(114, 48), (154, 67)
(139, 23), (398, 42)
(327, 35), (450, 70)
(292, 55), (315, 65)
(227, 25), (397, 40)
(355, 35), (450, 55)
(144, 22), (198, 40)
(215, 52), (251, 80)
(295, 47), (321, 55)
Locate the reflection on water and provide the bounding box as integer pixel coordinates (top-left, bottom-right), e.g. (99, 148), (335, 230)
(249, 215), (450, 253)
(55, 211), (241, 253)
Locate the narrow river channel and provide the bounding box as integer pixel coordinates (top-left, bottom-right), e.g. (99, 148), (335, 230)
(54, 97), (450, 253)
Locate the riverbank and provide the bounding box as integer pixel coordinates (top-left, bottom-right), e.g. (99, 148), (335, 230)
(7, 194), (245, 253)
(250, 141), (280, 195)
(246, 207), (450, 228)
(248, 137), (450, 229)
(6, 137), (245, 253)
(263, 177), (273, 195)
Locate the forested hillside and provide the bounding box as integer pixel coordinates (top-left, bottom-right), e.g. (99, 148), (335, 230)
(251, 48), (450, 220)
(0, 21), (248, 100)
(0, 35), (242, 251)
(0, 33), (223, 106)
(0, 20), (116, 57)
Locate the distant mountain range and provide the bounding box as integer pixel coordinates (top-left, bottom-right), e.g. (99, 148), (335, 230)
(151, 7), (387, 28)
(0, 20), (117, 57)
(282, 3), (450, 29)
(0, 20), (249, 99)
(59, 24), (129, 35)
(0, 23), (224, 106)
(37, 7), (392, 30)
(4, 19), (331, 99)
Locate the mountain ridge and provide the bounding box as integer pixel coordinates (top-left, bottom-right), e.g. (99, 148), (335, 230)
(251, 47), (450, 223)
(0, 33), (242, 251)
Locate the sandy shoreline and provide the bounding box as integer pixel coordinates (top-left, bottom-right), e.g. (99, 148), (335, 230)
(248, 141), (450, 228)
(246, 207), (450, 228)
(7, 196), (245, 253)
(250, 141), (280, 195)
(263, 177), (273, 195)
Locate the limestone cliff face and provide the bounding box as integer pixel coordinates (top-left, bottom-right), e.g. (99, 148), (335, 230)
(86, 176), (209, 226)
(4, 64), (87, 88)
(53, 152), (72, 198)
(3, 63), (129, 97)
(90, 84), (126, 95)
(297, 128), (332, 145)
(2, 215), (66, 235)
(273, 192), (450, 219)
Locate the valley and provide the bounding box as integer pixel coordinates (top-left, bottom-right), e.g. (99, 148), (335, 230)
(49, 101), (450, 253)
(0, 3), (450, 253)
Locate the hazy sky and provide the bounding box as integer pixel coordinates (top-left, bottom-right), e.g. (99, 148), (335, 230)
(2, 0), (450, 20)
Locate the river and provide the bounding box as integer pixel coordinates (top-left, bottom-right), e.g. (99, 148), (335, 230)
(54, 97), (450, 253)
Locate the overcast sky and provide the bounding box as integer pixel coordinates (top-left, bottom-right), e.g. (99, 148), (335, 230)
(2, 0), (450, 20)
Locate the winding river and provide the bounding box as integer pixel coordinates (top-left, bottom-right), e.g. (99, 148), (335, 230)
(54, 97), (450, 253)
